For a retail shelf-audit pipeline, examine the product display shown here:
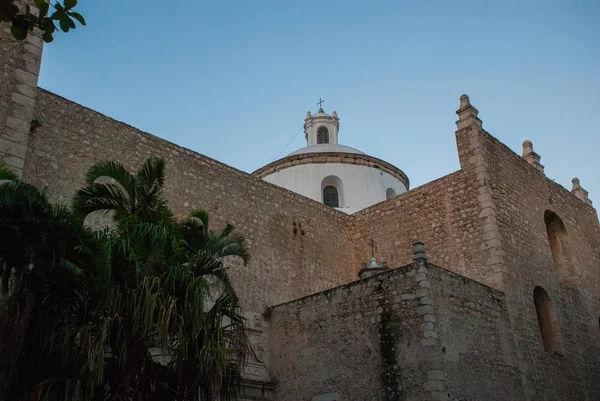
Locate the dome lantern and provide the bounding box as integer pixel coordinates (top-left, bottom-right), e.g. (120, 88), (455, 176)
(304, 107), (340, 146)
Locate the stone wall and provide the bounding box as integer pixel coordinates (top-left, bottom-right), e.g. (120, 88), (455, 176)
(428, 262), (522, 400)
(23, 89), (357, 313)
(479, 128), (600, 401)
(346, 94), (600, 400)
(268, 257), (520, 401)
(0, 1), (43, 176)
(351, 169), (498, 288)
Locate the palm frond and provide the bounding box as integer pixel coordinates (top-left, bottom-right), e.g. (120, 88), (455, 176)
(0, 165), (19, 182)
(84, 160), (135, 196)
(72, 182), (130, 217)
(205, 224), (250, 264)
(189, 209), (209, 234)
(135, 157), (165, 198)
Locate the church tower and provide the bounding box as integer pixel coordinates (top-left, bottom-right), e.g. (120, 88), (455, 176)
(304, 108), (340, 145)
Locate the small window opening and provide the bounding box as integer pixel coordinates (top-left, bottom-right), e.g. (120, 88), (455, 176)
(317, 126), (329, 144)
(544, 211), (573, 280)
(386, 188), (397, 200)
(323, 185), (339, 208)
(533, 286), (562, 354)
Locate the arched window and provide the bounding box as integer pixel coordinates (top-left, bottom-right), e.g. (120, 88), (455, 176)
(317, 126), (329, 144)
(386, 188), (397, 200)
(323, 185), (339, 208)
(533, 286), (560, 353)
(321, 176), (343, 208)
(544, 211), (572, 280)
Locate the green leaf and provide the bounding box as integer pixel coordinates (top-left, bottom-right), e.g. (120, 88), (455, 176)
(39, 2), (49, 17)
(0, 2), (19, 22)
(42, 17), (55, 32)
(11, 25), (27, 40)
(68, 10), (85, 25)
(11, 16), (29, 40)
(34, 0), (46, 8)
(58, 15), (69, 32)
(50, 9), (61, 20)
(63, 0), (76, 11)
(42, 30), (53, 42)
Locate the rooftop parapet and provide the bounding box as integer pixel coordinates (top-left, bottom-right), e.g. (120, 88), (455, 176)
(571, 177), (593, 206)
(522, 140), (545, 173)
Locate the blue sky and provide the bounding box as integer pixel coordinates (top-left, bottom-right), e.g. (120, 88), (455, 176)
(39, 0), (600, 202)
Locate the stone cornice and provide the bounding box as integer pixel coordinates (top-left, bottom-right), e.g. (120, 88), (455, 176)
(252, 152), (410, 189)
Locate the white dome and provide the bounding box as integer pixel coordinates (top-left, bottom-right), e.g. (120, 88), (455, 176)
(288, 144), (365, 157)
(253, 109), (409, 214)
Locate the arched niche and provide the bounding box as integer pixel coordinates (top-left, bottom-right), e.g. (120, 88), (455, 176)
(544, 211), (573, 280)
(533, 286), (563, 355)
(386, 187), (397, 200)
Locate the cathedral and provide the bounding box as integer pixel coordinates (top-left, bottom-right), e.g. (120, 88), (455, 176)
(2, 11), (600, 401)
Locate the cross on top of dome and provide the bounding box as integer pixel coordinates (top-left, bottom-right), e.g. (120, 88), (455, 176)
(316, 97), (325, 113)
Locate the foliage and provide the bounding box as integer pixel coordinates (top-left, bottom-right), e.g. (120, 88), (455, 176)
(0, 0), (85, 43)
(0, 159), (250, 401)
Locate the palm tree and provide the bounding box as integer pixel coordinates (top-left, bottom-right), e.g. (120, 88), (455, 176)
(71, 158), (250, 401)
(0, 166), (101, 401)
(0, 158), (250, 401)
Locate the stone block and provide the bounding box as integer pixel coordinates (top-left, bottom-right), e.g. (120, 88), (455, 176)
(1, 128), (29, 146)
(427, 370), (444, 380)
(24, 43), (42, 57)
(0, 138), (27, 158)
(26, 33), (43, 49)
(25, 61), (40, 75)
(17, 83), (36, 98)
(419, 280), (431, 289)
(417, 305), (434, 315)
(15, 68), (38, 86)
(423, 330), (438, 338)
(11, 92), (35, 108)
(420, 338), (438, 347)
(420, 322), (435, 331)
(423, 314), (436, 323)
(6, 116), (30, 134)
(1, 154), (25, 171)
(423, 380), (444, 392)
(11, 104), (34, 121)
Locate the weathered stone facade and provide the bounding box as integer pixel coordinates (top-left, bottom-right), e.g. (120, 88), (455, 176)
(25, 89), (357, 313)
(2, 15), (600, 400)
(268, 251), (522, 401)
